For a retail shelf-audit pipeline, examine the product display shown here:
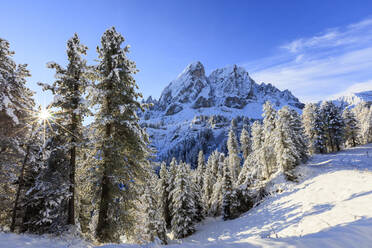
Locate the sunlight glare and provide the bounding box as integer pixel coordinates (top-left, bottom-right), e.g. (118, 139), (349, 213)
(38, 108), (51, 121)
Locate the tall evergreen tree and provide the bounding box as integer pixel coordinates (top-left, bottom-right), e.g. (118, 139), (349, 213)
(275, 107), (301, 179)
(240, 126), (252, 161)
(39, 33), (90, 225)
(260, 101), (277, 178)
(139, 172), (167, 245)
(342, 108), (359, 148)
(221, 159), (238, 220)
(92, 27), (150, 243)
(0, 38), (35, 229)
(227, 127), (241, 182)
(157, 162), (171, 229)
(170, 162), (195, 239)
(320, 101), (344, 153)
(302, 103), (319, 154)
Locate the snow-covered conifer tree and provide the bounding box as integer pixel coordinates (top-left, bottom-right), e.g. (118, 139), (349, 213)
(260, 101), (277, 178)
(0, 38), (35, 229)
(240, 125), (252, 161)
(342, 108), (359, 147)
(157, 162), (171, 229)
(275, 107), (301, 179)
(39, 33), (90, 225)
(221, 159), (238, 220)
(91, 27), (150, 243)
(320, 101), (344, 153)
(171, 162), (195, 239)
(139, 173), (167, 245)
(302, 103), (320, 154)
(227, 127), (241, 181)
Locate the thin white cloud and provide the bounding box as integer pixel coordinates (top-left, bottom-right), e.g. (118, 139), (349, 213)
(247, 17), (372, 103)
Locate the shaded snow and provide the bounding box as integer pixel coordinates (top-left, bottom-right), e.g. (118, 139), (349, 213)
(2, 144), (372, 248)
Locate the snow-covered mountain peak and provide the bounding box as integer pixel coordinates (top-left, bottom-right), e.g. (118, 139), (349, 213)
(158, 61), (208, 110)
(141, 62), (304, 165)
(208, 64), (253, 98)
(331, 90), (372, 108)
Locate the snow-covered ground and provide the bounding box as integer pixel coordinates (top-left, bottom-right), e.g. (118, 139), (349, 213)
(2, 143), (372, 248)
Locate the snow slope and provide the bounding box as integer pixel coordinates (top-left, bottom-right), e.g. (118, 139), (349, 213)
(2, 144), (372, 248)
(331, 90), (372, 108)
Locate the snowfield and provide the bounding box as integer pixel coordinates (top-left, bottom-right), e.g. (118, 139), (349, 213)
(1, 143), (372, 248)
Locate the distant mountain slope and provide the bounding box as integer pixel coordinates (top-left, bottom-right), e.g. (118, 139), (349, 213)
(331, 91), (372, 108)
(140, 62), (304, 166)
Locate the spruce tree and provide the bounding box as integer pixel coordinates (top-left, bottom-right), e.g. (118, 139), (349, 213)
(23, 125), (71, 234)
(302, 103), (319, 154)
(0, 38), (35, 229)
(202, 150), (219, 216)
(140, 173), (167, 245)
(39, 33), (90, 225)
(227, 127), (241, 182)
(221, 159), (238, 220)
(342, 108), (359, 148)
(157, 162), (171, 229)
(261, 101), (277, 178)
(275, 107), (301, 179)
(240, 126), (252, 161)
(170, 162), (195, 239)
(209, 153), (225, 216)
(167, 157), (178, 226)
(92, 27), (150, 243)
(320, 101), (344, 153)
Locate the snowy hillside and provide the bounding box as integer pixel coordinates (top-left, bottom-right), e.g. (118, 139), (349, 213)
(140, 62), (304, 166)
(331, 91), (372, 108)
(3, 143), (372, 248)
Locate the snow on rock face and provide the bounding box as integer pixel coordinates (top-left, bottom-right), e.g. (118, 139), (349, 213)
(332, 91), (372, 108)
(141, 62), (304, 166)
(158, 61), (209, 111)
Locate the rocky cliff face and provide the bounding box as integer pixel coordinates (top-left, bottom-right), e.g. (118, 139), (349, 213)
(140, 62), (304, 166)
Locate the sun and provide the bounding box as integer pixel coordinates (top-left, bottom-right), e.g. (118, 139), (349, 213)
(38, 108), (52, 121)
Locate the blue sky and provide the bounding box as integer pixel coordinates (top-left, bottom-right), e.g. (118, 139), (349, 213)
(1, 0), (372, 104)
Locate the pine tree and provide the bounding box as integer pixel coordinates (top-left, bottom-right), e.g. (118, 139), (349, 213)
(320, 101), (344, 153)
(221, 159), (238, 220)
(39, 33), (90, 226)
(240, 126), (252, 161)
(202, 150), (219, 216)
(140, 172), (167, 245)
(275, 107), (301, 179)
(302, 103), (319, 154)
(92, 27), (150, 243)
(356, 105), (372, 144)
(209, 153), (225, 216)
(23, 127), (71, 234)
(289, 108), (308, 163)
(227, 127), (241, 182)
(0, 38), (35, 229)
(167, 157), (178, 226)
(260, 101), (277, 178)
(342, 108), (359, 147)
(171, 162), (195, 239)
(157, 162), (171, 229)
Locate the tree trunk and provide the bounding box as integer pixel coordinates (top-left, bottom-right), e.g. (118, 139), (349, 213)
(96, 122), (112, 242)
(10, 144), (31, 232)
(68, 144), (76, 225)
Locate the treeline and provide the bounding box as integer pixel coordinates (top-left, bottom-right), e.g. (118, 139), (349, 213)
(1, 26), (372, 246)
